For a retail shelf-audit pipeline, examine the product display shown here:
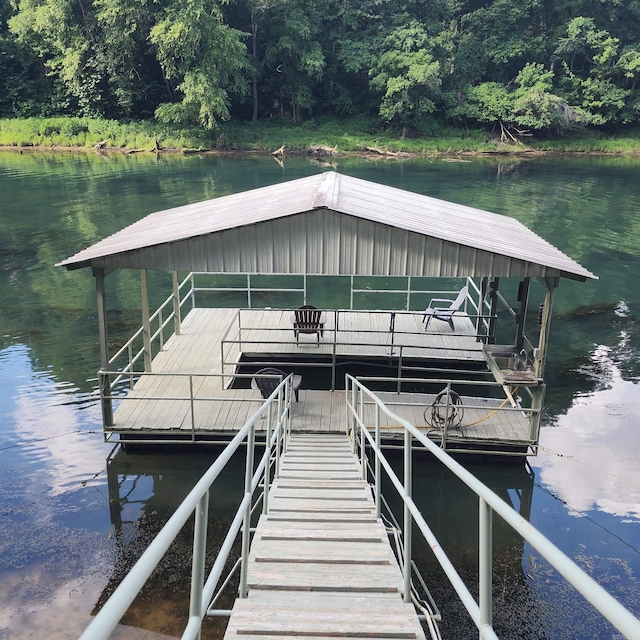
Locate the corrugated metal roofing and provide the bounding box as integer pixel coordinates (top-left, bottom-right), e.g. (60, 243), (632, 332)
(57, 171), (596, 281)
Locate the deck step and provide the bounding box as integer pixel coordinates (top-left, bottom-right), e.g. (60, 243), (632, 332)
(223, 434), (426, 640)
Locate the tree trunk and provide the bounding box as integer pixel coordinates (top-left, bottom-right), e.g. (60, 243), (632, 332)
(289, 82), (297, 124)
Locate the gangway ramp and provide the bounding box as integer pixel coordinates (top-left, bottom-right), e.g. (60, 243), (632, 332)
(224, 433), (427, 639)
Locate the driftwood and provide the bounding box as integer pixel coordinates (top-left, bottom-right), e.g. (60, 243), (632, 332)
(94, 139), (108, 149)
(271, 144), (285, 156)
(309, 144), (337, 156)
(365, 146), (400, 157)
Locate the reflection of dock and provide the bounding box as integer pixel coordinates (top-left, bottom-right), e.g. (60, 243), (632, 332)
(106, 446), (245, 531)
(224, 433), (427, 639)
(108, 307), (533, 454)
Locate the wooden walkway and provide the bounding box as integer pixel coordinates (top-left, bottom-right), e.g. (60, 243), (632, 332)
(108, 308), (533, 451)
(224, 433), (427, 640)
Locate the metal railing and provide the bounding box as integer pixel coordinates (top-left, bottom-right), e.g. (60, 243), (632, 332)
(105, 273), (536, 394)
(105, 272), (503, 394)
(100, 370), (269, 443)
(353, 375), (540, 454)
(220, 306), (495, 387)
(187, 271), (476, 313)
(79, 373), (296, 640)
(107, 272), (194, 391)
(345, 374), (640, 640)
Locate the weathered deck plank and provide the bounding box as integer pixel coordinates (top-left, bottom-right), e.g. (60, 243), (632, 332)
(109, 307), (533, 450)
(223, 434), (427, 640)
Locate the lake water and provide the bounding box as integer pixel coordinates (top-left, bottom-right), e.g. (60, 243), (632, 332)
(1, 151), (639, 639)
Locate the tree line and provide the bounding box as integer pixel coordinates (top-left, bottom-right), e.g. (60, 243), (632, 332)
(2, 0), (640, 139)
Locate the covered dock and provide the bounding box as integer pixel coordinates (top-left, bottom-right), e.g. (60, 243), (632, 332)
(57, 171), (596, 456)
(104, 305), (534, 454)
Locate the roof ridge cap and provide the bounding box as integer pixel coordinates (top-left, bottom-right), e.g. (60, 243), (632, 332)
(312, 171), (339, 209)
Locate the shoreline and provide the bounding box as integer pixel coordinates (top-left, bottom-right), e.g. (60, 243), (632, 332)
(1, 144), (637, 158)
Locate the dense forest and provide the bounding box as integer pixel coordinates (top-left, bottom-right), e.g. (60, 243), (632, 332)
(2, 0), (640, 139)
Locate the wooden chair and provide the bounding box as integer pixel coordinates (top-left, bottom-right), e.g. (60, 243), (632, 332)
(291, 305), (327, 345)
(423, 285), (468, 331)
(251, 367), (302, 402)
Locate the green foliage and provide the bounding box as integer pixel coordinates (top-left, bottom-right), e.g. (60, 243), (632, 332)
(150, 0), (249, 128)
(369, 22), (441, 136)
(454, 63), (581, 138)
(2, 115), (640, 154)
(259, 0), (327, 123)
(553, 16), (639, 125)
(3, 0), (640, 134)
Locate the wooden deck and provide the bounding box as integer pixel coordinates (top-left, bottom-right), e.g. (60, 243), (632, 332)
(224, 433), (427, 640)
(109, 308), (533, 452)
(228, 307), (485, 361)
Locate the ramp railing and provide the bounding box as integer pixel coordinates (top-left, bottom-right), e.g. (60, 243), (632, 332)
(345, 374), (640, 640)
(79, 373), (296, 640)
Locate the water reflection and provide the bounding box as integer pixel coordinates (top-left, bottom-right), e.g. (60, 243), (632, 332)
(0, 344), (115, 639)
(539, 347), (640, 522)
(96, 448), (246, 638)
(3, 152), (640, 636)
(375, 456), (544, 638)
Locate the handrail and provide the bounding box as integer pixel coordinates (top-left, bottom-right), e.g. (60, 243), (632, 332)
(100, 370), (283, 441)
(79, 373), (296, 640)
(107, 272), (194, 389)
(345, 374), (640, 640)
(220, 307), (495, 360)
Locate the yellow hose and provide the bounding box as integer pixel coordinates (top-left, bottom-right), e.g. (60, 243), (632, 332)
(364, 387), (519, 430)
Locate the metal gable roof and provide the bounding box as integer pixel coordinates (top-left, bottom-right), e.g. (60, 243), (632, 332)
(57, 171), (595, 281)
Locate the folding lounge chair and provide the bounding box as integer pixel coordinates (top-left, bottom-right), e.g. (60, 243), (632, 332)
(251, 367), (302, 402)
(423, 285), (468, 331)
(291, 305), (327, 345)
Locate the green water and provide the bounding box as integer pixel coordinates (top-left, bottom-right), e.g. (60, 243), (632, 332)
(1, 151), (639, 638)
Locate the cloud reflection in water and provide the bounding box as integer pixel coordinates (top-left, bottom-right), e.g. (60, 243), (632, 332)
(536, 344), (640, 522)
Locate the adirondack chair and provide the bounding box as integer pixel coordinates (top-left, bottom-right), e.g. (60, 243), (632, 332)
(291, 305), (327, 345)
(251, 367), (302, 402)
(423, 285), (468, 331)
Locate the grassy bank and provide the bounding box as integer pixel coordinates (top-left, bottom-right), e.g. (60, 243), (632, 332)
(1, 116), (639, 155)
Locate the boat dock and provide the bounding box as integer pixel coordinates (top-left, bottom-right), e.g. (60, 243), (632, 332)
(224, 432), (428, 640)
(107, 307), (535, 454)
(68, 175), (637, 640)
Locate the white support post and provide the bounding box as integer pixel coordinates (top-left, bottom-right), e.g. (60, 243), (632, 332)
(263, 401), (273, 515)
(360, 415), (366, 481)
(275, 390), (282, 477)
(534, 278), (557, 379)
(487, 278), (499, 344)
(140, 269), (152, 372)
(172, 270), (181, 336)
(375, 406), (381, 518)
(403, 427), (412, 603)
(239, 423), (255, 598)
(514, 278), (530, 351)
(94, 267), (113, 427)
(529, 383), (546, 442)
(189, 490), (209, 640)
(479, 497), (493, 637)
